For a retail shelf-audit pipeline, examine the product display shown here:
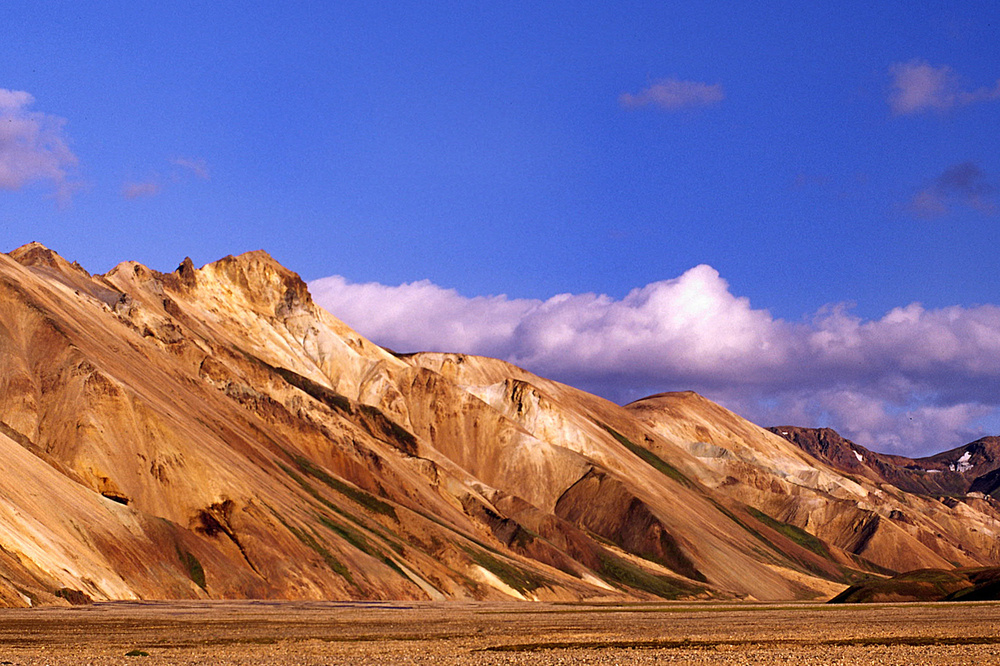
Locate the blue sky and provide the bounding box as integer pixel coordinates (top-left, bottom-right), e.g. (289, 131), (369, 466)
(4, 2), (1000, 454)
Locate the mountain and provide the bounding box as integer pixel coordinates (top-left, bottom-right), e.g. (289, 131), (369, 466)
(0, 243), (999, 607)
(768, 426), (1000, 498)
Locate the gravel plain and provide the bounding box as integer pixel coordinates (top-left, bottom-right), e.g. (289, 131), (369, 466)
(0, 600), (998, 665)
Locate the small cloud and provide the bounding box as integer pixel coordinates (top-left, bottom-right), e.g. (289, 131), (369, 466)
(889, 60), (1000, 115)
(889, 61), (961, 114)
(908, 161), (996, 217)
(121, 181), (161, 199)
(907, 189), (948, 218)
(620, 78), (724, 111)
(171, 157), (209, 180)
(0, 88), (79, 203)
(937, 161), (994, 197)
(121, 156), (209, 200)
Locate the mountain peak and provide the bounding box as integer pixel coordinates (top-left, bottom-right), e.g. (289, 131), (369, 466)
(191, 250), (314, 319)
(9, 241), (54, 260)
(172, 256), (198, 289)
(8, 242), (87, 275)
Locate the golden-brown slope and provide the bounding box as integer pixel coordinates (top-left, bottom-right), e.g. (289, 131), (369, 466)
(1, 243), (998, 607)
(626, 392), (1000, 572)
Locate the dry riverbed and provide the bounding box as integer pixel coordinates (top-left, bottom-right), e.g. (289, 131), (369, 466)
(0, 600), (998, 665)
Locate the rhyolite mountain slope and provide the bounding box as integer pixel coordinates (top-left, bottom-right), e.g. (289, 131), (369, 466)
(0, 243), (998, 608)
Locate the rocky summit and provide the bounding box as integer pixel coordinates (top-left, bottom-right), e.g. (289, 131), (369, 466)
(0, 243), (998, 608)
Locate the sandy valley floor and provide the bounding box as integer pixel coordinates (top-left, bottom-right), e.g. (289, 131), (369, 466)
(0, 600), (998, 665)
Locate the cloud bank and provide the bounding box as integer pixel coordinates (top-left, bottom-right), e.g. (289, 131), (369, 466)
(0, 89), (78, 202)
(889, 60), (1000, 115)
(620, 78), (724, 111)
(311, 267), (1000, 456)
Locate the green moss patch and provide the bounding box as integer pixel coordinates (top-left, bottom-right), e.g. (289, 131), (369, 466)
(461, 546), (547, 594)
(278, 459), (397, 520)
(289, 456), (397, 518)
(746, 508), (831, 560)
(595, 549), (704, 600)
(176, 547), (207, 591)
(598, 424), (694, 488)
(285, 521), (353, 584)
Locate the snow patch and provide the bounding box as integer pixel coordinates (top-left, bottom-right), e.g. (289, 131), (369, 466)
(853, 450), (864, 463)
(949, 450), (974, 473)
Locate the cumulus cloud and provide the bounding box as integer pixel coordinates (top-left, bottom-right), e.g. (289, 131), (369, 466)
(310, 276), (534, 354)
(0, 88), (78, 202)
(620, 78), (724, 111)
(311, 267), (1000, 455)
(889, 60), (1000, 115)
(908, 162), (997, 217)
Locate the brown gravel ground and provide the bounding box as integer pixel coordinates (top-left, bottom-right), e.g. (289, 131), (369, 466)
(0, 600), (999, 665)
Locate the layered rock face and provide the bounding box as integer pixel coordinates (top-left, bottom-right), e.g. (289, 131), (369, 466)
(0, 243), (998, 607)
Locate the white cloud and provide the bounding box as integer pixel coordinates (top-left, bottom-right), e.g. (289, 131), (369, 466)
(620, 78), (724, 111)
(311, 267), (1000, 455)
(310, 276), (534, 354)
(0, 89), (78, 202)
(889, 60), (1000, 115)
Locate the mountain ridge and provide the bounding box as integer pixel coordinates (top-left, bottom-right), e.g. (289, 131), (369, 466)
(769, 426), (1000, 498)
(0, 243), (998, 607)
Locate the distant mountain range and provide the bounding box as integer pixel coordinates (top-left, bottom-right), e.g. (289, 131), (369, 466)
(0, 243), (998, 607)
(768, 426), (1000, 498)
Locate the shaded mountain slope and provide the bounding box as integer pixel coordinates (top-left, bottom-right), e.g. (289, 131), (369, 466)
(0, 243), (998, 607)
(829, 567), (1000, 603)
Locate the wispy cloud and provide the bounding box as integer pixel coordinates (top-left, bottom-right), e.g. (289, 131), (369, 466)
(620, 78), (724, 111)
(312, 267), (1000, 455)
(121, 181), (161, 199)
(0, 89), (78, 203)
(908, 161), (996, 217)
(889, 60), (1000, 115)
(120, 156), (209, 200)
(171, 157), (209, 180)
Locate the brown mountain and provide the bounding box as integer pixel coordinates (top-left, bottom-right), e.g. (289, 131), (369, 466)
(768, 426), (1000, 498)
(1, 243), (999, 607)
